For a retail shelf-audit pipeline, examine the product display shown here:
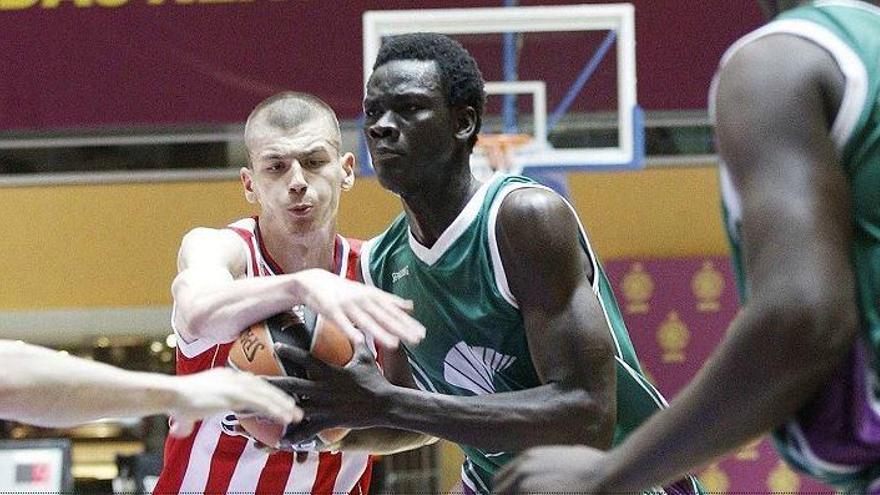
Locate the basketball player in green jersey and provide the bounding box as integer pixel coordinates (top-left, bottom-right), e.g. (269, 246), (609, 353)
(497, 1), (880, 492)
(272, 33), (702, 495)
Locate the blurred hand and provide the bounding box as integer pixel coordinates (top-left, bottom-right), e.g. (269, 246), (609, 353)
(167, 368), (301, 437)
(495, 445), (610, 494)
(293, 268), (426, 349)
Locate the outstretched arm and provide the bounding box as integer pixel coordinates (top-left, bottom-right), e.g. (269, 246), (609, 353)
(173, 228), (424, 350)
(497, 33), (859, 493)
(276, 188), (617, 452)
(0, 340), (300, 437)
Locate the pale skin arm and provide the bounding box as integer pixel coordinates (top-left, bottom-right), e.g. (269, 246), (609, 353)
(273, 188), (618, 452)
(0, 340), (300, 437)
(173, 227), (424, 349)
(496, 34), (860, 493)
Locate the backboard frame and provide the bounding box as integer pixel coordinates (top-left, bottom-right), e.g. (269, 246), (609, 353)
(361, 3), (641, 173)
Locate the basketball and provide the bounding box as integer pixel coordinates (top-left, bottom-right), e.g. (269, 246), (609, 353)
(226, 307), (353, 449)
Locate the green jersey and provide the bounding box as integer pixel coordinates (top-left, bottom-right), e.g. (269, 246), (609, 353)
(362, 174), (702, 494)
(717, 1), (880, 489)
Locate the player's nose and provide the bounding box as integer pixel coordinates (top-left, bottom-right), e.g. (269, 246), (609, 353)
(368, 111), (400, 141)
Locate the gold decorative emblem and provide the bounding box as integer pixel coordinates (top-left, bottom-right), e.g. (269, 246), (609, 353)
(692, 261), (724, 312)
(622, 262), (654, 314)
(767, 460), (800, 492)
(699, 463), (729, 493)
(735, 437), (763, 461)
(657, 311), (690, 363)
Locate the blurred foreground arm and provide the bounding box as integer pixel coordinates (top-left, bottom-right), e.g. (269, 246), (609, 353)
(0, 340), (300, 437)
(497, 33), (860, 493)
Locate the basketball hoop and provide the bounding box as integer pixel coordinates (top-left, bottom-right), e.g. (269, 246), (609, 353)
(475, 133), (532, 175)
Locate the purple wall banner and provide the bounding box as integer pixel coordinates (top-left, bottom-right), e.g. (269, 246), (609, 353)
(605, 257), (833, 493)
(0, 1), (763, 132)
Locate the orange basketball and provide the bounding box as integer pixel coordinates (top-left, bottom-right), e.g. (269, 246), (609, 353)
(227, 307), (352, 450)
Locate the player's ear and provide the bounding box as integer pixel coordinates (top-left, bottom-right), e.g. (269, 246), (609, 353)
(241, 167), (258, 203)
(454, 106), (478, 145)
(340, 152), (356, 191)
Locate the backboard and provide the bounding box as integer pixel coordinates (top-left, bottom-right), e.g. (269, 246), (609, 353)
(361, 3), (643, 175)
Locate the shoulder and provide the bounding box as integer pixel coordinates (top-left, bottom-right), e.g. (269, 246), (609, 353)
(180, 227), (245, 252)
(495, 186), (586, 275)
(178, 226), (249, 274)
(496, 186), (577, 240)
(717, 23), (845, 114)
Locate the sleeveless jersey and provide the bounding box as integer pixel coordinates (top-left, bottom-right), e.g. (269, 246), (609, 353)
(716, 1), (880, 489)
(153, 217), (372, 495)
(361, 174), (702, 495)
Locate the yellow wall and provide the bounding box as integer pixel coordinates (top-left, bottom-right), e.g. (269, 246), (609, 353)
(0, 164), (727, 310)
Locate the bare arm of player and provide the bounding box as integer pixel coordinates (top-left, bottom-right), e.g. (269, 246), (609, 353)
(275, 189), (616, 452)
(496, 34), (859, 493)
(173, 228), (424, 349)
(0, 340), (300, 437)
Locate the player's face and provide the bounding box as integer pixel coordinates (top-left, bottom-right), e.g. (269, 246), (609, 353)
(363, 59), (459, 196)
(241, 119), (354, 234)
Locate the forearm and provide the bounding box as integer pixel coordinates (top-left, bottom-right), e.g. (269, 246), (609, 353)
(333, 428), (437, 455)
(598, 305), (857, 490)
(175, 268), (307, 342)
(0, 342), (179, 427)
(379, 383), (609, 451)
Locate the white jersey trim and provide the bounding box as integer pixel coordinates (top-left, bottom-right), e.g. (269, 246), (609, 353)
(486, 181), (526, 309)
(407, 175), (495, 266)
(781, 420), (865, 474)
(717, 18), (869, 149)
(718, 165), (742, 241)
(171, 303), (220, 359)
(359, 237), (377, 288)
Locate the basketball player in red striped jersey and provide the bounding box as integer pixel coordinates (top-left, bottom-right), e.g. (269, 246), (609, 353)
(152, 92), (425, 495)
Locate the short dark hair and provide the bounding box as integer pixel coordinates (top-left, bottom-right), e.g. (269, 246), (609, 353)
(244, 92), (341, 167)
(374, 33), (485, 149)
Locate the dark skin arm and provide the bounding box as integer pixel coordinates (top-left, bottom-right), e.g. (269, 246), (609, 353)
(322, 345), (438, 454)
(496, 33), (860, 493)
(274, 188), (618, 452)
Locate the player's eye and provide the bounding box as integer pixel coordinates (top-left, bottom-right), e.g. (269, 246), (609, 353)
(304, 158), (327, 168)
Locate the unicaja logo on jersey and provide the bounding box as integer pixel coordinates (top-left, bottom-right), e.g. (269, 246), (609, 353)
(391, 266), (410, 283)
(443, 341), (516, 395)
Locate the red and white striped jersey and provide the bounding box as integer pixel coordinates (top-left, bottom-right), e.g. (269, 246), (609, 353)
(153, 217), (372, 495)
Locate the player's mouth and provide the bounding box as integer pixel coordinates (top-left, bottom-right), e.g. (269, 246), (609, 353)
(288, 204), (314, 216)
(373, 146), (403, 161)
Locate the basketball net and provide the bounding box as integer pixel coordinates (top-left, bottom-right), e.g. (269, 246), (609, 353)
(475, 133), (532, 178)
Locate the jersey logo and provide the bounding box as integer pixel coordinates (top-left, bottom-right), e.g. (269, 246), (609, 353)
(391, 265), (411, 283)
(443, 341), (516, 395)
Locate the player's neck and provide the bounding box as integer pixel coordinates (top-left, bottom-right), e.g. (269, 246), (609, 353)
(401, 170), (480, 248)
(259, 220), (337, 274)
